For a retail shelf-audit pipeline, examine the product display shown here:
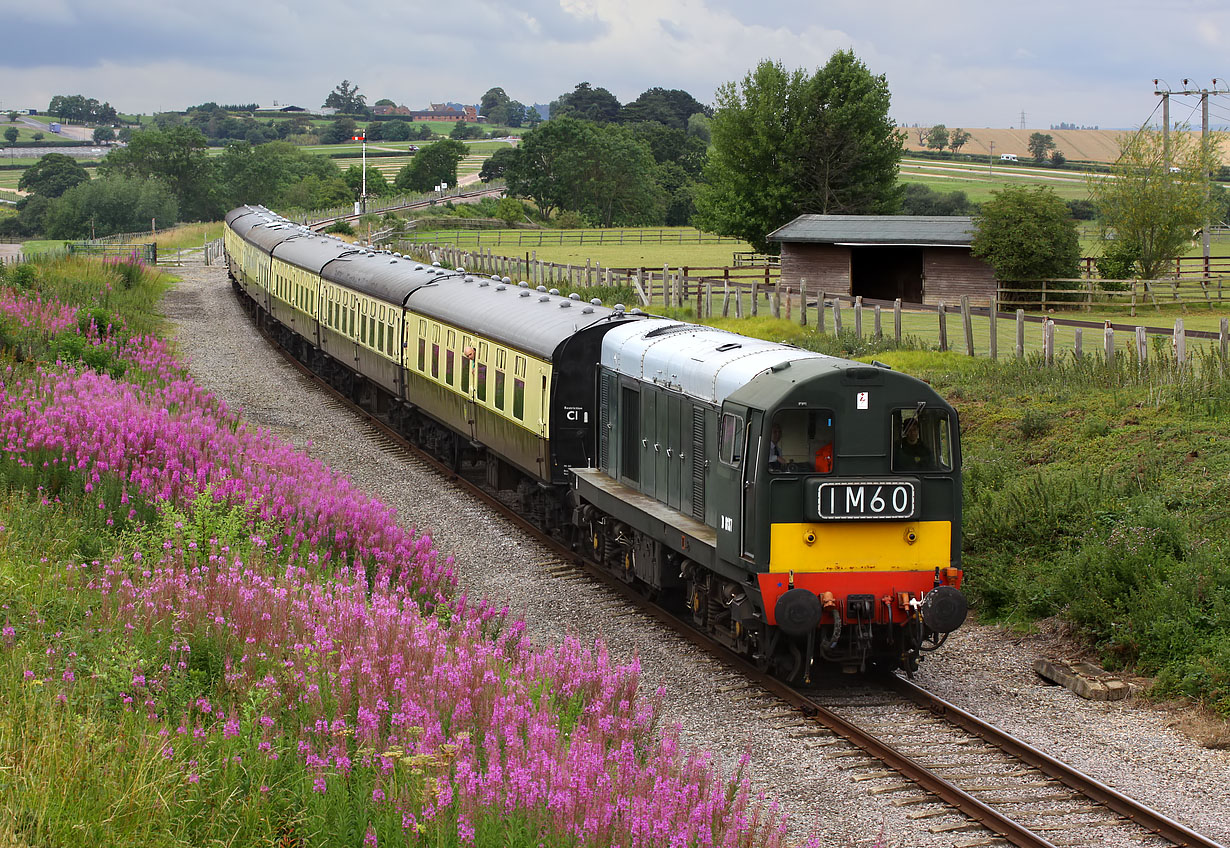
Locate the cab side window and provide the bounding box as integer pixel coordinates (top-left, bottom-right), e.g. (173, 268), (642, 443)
(718, 413), (744, 466)
(767, 409), (834, 474)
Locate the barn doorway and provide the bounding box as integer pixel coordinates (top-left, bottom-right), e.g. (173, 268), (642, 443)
(850, 247), (923, 304)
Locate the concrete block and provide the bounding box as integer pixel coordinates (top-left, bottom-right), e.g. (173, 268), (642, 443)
(1033, 658), (1133, 701)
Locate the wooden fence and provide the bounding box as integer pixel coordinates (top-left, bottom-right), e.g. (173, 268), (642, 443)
(1000, 275), (1230, 313)
(400, 228), (741, 248)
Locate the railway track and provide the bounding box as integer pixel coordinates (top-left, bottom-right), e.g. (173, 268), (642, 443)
(246, 296), (1224, 848)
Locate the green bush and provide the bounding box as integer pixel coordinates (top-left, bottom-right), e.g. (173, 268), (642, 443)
(324, 220), (354, 236)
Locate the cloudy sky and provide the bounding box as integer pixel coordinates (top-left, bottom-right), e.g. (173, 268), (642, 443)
(3, 0), (1229, 130)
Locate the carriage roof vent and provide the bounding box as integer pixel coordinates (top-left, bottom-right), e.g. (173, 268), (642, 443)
(479, 280), (489, 287)
(549, 288), (560, 296)
(457, 267), (465, 273)
(582, 306), (594, 314)
(613, 304), (625, 313)
(539, 295), (550, 302)
(518, 281), (529, 288)
(520, 290), (531, 297)
(591, 298), (602, 306)
(496, 284), (505, 291)
(432, 261), (441, 267)
(560, 300), (572, 308)
(569, 293), (581, 300)
(536, 285), (547, 292)
(502, 276), (511, 284)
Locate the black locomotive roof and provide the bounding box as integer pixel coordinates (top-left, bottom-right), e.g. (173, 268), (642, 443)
(407, 277), (634, 359)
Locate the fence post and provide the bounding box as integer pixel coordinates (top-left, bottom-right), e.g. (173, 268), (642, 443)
(1043, 319), (1055, 366)
(664, 264), (671, 307)
(988, 296), (998, 361)
(874, 304), (882, 338)
(1221, 318), (1229, 369)
(751, 279), (759, 316)
(1174, 318), (1186, 373)
(723, 270), (731, 317)
(854, 296), (863, 337)
(1015, 309), (1025, 359)
(785, 287), (792, 321)
(960, 295), (973, 356)
(894, 298), (901, 342)
(1104, 322), (1115, 363)
(1136, 326), (1148, 367)
(772, 286), (781, 319)
(705, 283), (713, 319)
(735, 283), (744, 318)
(799, 279), (808, 326)
(818, 292), (826, 334)
(937, 302), (948, 352)
(1074, 327), (1083, 360)
(833, 297), (843, 334)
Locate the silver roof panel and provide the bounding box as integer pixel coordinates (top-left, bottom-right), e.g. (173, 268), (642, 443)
(601, 319), (833, 405)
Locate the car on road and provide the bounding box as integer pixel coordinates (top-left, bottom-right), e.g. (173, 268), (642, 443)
(407, 145), (419, 153)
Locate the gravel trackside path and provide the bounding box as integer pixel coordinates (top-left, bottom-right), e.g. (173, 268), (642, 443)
(163, 260), (1230, 847)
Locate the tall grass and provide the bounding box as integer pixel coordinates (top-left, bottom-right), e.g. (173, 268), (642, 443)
(0, 256), (802, 845)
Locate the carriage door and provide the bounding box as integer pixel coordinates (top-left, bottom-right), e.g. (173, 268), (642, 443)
(741, 410), (763, 561)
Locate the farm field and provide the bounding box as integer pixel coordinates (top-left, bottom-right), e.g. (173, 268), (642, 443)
(901, 126), (1230, 164)
(406, 226), (751, 269)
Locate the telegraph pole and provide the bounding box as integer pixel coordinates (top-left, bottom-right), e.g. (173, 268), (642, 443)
(1155, 79), (1228, 275)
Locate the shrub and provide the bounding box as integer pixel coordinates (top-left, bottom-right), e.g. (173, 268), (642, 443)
(324, 220), (354, 236)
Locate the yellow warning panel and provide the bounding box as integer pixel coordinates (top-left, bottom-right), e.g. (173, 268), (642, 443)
(769, 521), (951, 573)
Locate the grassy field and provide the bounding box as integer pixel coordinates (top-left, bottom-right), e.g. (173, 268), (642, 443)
(405, 226), (752, 269)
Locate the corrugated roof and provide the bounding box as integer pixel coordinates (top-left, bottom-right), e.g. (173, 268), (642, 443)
(767, 215), (976, 246)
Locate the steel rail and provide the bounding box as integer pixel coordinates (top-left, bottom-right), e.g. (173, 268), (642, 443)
(888, 676), (1227, 848)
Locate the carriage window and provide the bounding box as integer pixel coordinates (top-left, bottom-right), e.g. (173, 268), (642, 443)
(718, 413), (744, 466)
(418, 339), (426, 372)
(892, 407), (952, 472)
(513, 378), (525, 419)
(461, 356), (470, 393)
(446, 350), (455, 385)
(431, 343), (440, 378)
(476, 363), (487, 401)
(494, 371), (505, 410)
(768, 409), (834, 474)
(378, 321), (385, 352)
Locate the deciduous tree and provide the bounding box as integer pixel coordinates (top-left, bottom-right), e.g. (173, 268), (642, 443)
(549, 82), (621, 123)
(3, 127), (17, 145)
(925, 124), (948, 152)
(99, 126), (217, 220)
(1087, 124), (1225, 279)
(324, 80), (368, 116)
(1027, 132), (1056, 163)
(948, 128), (971, 153)
(971, 185), (1080, 298)
(696, 52), (904, 253)
(43, 174), (178, 238)
(395, 139), (467, 192)
(18, 153), (90, 198)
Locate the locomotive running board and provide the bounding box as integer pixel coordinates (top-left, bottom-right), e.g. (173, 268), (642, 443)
(571, 468), (717, 569)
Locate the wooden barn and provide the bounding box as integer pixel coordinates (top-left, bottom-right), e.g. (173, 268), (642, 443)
(767, 215), (998, 307)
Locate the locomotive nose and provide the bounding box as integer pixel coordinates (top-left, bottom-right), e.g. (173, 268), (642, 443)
(921, 585), (968, 633)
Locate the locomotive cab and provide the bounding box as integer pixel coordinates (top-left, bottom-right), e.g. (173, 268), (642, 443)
(720, 362), (967, 679)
